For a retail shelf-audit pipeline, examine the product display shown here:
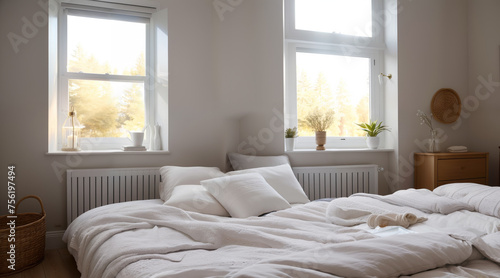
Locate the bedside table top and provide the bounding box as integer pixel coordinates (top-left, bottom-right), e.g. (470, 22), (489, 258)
(415, 152), (488, 157)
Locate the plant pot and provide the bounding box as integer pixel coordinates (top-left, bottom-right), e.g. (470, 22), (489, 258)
(315, 131), (326, 150)
(285, 138), (295, 151)
(366, 136), (380, 149)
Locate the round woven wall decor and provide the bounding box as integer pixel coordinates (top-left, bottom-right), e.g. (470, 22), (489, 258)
(430, 88), (461, 124)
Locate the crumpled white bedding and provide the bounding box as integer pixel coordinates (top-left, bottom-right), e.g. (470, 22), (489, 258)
(65, 200), (375, 277)
(228, 232), (474, 278)
(353, 188), (474, 214)
(64, 186), (500, 278)
(433, 183), (500, 218)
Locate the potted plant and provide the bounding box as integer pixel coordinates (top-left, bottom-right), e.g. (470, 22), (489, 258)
(305, 110), (334, 150)
(285, 127), (298, 151)
(356, 120), (390, 149)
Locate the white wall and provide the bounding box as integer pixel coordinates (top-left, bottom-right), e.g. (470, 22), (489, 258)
(213, 0), (285, 156)
(466, 0), (500, 185)
(396, 0), (471, 189)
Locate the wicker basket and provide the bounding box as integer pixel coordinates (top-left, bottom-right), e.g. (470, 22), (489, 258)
(431, 88), (461, 124)
(0, 195), (46, 276)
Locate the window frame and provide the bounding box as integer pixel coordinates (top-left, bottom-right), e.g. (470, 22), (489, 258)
(284, 0), (384, 48)
(284, 0), (385, 150)
(57, 6), (155, 151)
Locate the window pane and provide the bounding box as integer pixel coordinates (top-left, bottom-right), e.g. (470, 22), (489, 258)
(295, 0), (372, 37)
(67, 15), (146, 75)
(296, 52), (370, 137)
(69, 80), (145, 138)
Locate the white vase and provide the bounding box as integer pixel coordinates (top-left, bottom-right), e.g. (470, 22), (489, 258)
(285, 138), (295, 151)
(153, 124), (161, 150)
(366, 136), (380, 149)
(145, 125), (153, 150)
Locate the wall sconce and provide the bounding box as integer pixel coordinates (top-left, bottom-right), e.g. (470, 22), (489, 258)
(378, 73), (392, 85)
(61, 107), (84, 151)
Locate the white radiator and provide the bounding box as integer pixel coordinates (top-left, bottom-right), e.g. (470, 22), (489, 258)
(292, 164), (378, 200)
(66, 164), (378, 223)
(66, 167), (161, 224)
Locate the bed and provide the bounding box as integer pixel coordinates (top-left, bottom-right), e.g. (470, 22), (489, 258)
(63, 155), (500, 278)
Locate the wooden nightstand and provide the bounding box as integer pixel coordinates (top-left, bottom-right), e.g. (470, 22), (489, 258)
(414, 152), (489, 190)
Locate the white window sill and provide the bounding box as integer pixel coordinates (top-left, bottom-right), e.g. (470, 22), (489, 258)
(46, 150), (170, 156)
(286, 148), (394, 154)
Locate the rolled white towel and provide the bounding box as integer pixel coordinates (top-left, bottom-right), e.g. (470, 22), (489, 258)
(367, 213), (427, 228)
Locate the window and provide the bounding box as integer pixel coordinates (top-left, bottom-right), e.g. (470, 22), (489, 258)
(285, 0), (384, 149)
(295, 0), (372, 37)
(57, 4), (154, 150)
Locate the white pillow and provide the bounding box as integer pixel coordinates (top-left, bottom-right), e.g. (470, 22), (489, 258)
(227, 164), (310, 204)
(201, 173), (291, 218)
(227, 152), (290, 170)
(159, 166), (225, 201)
(164, 185), (229, 217)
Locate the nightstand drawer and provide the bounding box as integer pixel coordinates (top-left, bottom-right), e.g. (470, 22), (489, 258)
(414, 152), (489, 190)
(437, 158), (487, 181)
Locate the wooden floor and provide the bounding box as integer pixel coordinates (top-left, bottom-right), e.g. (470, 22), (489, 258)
(3, 249), (80, 278)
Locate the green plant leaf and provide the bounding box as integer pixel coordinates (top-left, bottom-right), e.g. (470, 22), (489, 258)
(285, 127), (298, 138)
(356, 120), (390, 137)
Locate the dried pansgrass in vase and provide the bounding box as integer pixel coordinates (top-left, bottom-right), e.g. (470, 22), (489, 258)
(304, 110), (334, 132)
(304, 110), (334, 150)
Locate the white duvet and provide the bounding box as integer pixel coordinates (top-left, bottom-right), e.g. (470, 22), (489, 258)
(64, 186), (500, 278)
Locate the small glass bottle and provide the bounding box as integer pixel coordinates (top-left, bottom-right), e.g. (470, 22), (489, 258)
(61, 107), (84, 151)
(427, 130), (440, 153)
